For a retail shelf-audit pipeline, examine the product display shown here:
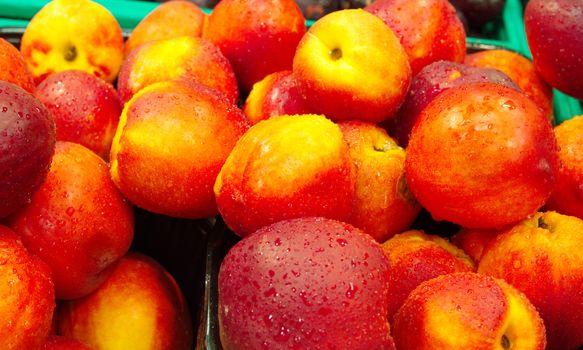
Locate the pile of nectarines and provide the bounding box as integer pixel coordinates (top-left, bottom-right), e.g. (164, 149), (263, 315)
(0, 0), (582, 349)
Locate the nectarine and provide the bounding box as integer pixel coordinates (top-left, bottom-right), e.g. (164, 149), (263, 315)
(214, 114), (355, 237)
(405, 82), (558, 228)
(219, 217), (395, 350)
(9, 141), (134, 300)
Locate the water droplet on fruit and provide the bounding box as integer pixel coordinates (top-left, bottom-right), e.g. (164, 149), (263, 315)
(501, 100), (516, 110)
(1, 107), (6, 112)
(274, 238), (282, 246)
(299, 291), (312, 306)
(273, 325), (291, 342)
(65, 207), (75, 216)
(345, 283), (358, 299)
(264, 314), (274, 327)
(337, 238), (347, 247)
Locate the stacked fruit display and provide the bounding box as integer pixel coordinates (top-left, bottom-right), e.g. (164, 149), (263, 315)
(0, 0), (581, 349)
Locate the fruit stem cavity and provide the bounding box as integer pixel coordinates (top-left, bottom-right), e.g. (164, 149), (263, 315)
(329, 48), (342, 60)
(501, 334), (511, 349)
(65, 46), (77, 62)
(537, 217), (550, 230)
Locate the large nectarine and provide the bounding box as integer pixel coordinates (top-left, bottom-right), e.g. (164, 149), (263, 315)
(392, 272), (546, 349)
(59, 253), (193, 350)
(111, 80), (249, 219)
(21, 0), (124, 84)
(219, 217), (395, 350)
(9, 141), (134, 300)
(214, 114), (355, 237)
(293, 9), (410, 123)
(405, 82), (558, 228)
(479, 211), (583, 350)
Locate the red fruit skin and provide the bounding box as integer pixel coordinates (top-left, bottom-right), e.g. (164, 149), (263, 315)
(464, 49), (554, 122)
(405, 82), (558, 228)
(0, 225), (55, 350)
(525, 0), (583, 99)
(381, 230), (475, 324)
(392, 272), (546, 350)
(243, 70), (311, 124)
(365, 0), (466, 75)
(112, 81), (250, 219)
(58, 253), (193, 350)
(214, 114), (355, 237)
(0, 38), (35, 92)
(391, 60), (519, 147)
(9, 141), (134, 300)
(545, 115), (583, 220)
(0, 81), (55, 219)
(478, 211), (583, 350)
(42, 335), (94, 350)
(218, 217), (395, 350)
(117, 36), (239, 104)
(204, 0), (306, 92)
(34, 70), (122, 159)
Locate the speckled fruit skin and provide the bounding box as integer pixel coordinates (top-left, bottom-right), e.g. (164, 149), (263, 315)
(381, 230), (475, 324)
(111, 80), (249, 219)
(117, 36), (238, 104)
(124, 0), (205, 56)
(545, 115), (583, 220)
(478, 211), (583, 350)
(8, 141), (134, 300)
(0, 81), (55, 219)
(405, 82), (558, 228)
(218, 217), (395, 350)
(393, 272), (546, 349)
(465, 49), (554, 122)
(0, 225), (55, 350)
(243, 70), (311, 124)
(365, 0), (466, 75)
(59, 253), (193, 350)
(42, 336), (93, 350)
(34, 69), (122, 159)
(525, 0), (583, 100)
(20, 0), (124, 84)
(214, 114), (355, 237)
(392, 60), (519, 147)
(293, 9), (410, 123)
(0, 38), (35, 92)
(203, 0), (306, 93)
(338, 121), (420, 242)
